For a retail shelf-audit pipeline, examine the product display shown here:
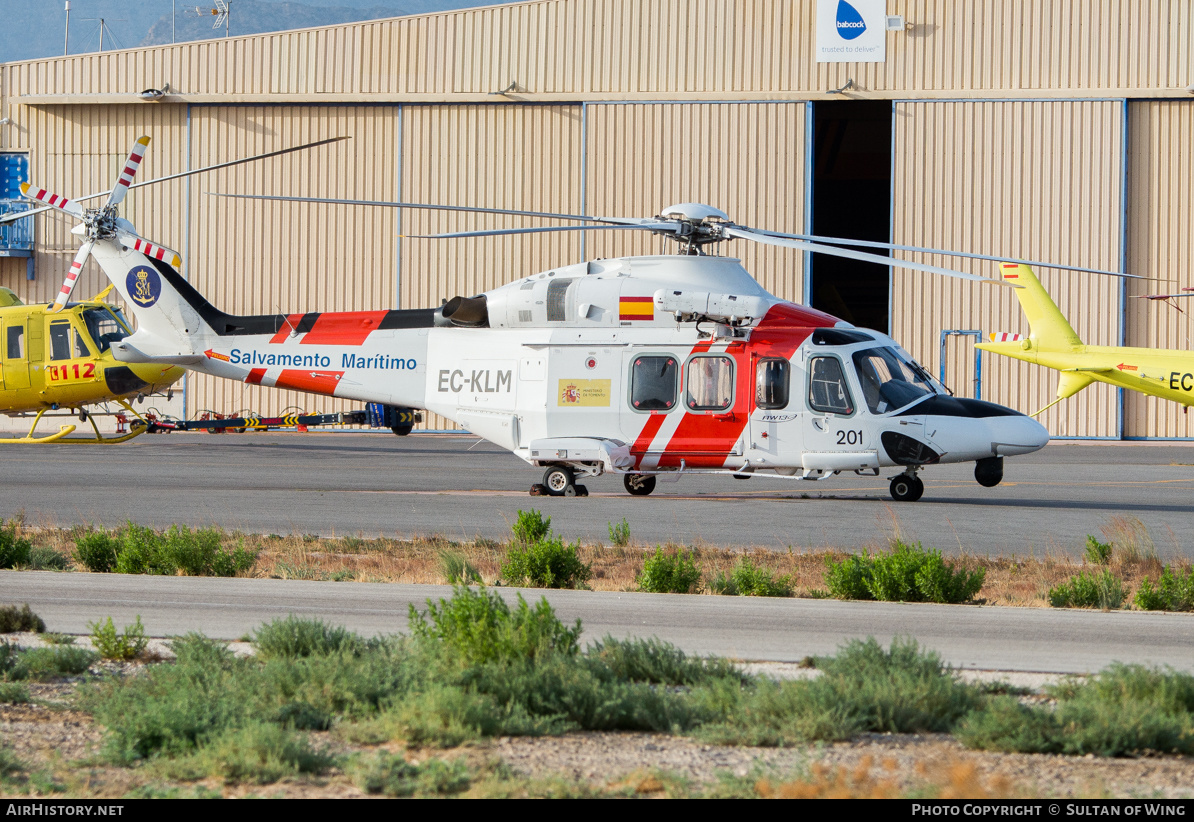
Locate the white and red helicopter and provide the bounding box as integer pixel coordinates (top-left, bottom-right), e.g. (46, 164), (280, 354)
(18, 136), (1077, 502)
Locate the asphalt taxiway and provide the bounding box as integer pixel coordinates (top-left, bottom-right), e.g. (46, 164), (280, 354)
(1, 432), (1191, 557)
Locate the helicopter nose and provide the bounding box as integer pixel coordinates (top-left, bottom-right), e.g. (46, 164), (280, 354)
(994, 412), (1050, 456)
(914, 397), (1049, 461)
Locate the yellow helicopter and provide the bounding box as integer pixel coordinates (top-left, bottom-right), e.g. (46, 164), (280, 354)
(0, 283), (183, 443)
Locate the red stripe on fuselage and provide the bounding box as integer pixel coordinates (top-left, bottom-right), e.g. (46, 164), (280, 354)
(653, 304), (821, 468)
(299, 311), (388, 346)
(270, 314), (308, 344)
(273, 370), (344, 395)
(245, 368), (267, 385)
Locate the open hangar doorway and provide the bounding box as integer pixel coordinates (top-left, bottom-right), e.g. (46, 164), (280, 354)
(808, 99), (892, 335)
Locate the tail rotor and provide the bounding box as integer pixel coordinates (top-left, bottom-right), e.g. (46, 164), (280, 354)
(22, 135), (169, 311)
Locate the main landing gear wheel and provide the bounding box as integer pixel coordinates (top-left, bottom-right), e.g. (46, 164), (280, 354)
(889, 474), (924, 502)
(542, 465), (575, 497)
(623, 474), (657, 496)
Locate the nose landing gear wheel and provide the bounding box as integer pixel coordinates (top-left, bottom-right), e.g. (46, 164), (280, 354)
(889, 475), (924, 502)
(623, 474), (657, 496)
(543, 466), (575, 497)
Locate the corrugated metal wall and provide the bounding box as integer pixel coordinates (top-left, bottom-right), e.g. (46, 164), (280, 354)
(584, 102), (806, 302)
(5, 1), (1192, 99)
(891, 100), (1124, 438)
(16, 105), (188, 306)
(399, 103), (584, 429)
(1124, 100), (1194, 438)
(186, 105), (401, 419)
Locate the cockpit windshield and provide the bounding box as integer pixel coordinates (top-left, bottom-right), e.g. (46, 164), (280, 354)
(81, 307), (131, 354)
(852, 346), (936, 414)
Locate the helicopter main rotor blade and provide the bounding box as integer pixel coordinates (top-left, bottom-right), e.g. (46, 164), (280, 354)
(406, 223), (677, 239)
(206, 192), (653, 227)
(51, 240), (96, 311)
(724, 226), (1014, 287)
(18, 183), (84, 220)
(744, 227), (1137, 279)
(106, 136), (151, 208)
(0, 137), (350, 225)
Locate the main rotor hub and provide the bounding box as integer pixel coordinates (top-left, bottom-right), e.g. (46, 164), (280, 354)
(81, 205), (120, 241)
(655, 202), (734, 254)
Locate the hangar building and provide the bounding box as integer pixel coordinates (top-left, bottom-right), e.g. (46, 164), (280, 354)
(0, 0), (1191, 437)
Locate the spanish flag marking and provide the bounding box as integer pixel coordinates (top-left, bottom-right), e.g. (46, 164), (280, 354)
(619, 296), (654, 321)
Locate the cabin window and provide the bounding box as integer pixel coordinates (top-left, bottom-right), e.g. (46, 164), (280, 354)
(685, 356), (734, 411)
(755, 358), (790, 410)
(808, 356), (854, 415)
(630, 355), (677, 411)
(5, 325), (23, 359)
(49, 322), (71, 360)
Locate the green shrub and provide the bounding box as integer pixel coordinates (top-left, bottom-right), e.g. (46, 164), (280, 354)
(637, 547), (702, 594)
(1134, 566), (1194, 612)
(252, 616), (366, 660)
(587, 635), (740, 686)
(74, 530), (121, 573)
(438, 549), (483, 585)
(12, 646), (97, 681)
(0, 604), (46, 634)
(409, 585), (582, 667)
(501, 535), (592, 589)
(708, 558), (792, 597)
(0, 682), (29, 703)
(822, 554), (872, 600)
(823, 542), (984, 604)
(24, 546), (69, 571)
(609, 518), (631, 548)
(175, 722), (336, 784)
(695, 637), (979, 746)
(512, 509), (551, 545)
(351, 752), (471, 797)
(88, 615), (148, 661)
(1084, 535), (1113, 565)
(960, 664), (1194, 757)
(0, 521), (32, 569)
(114, 524), (170, 575)
(1048, 569), (1126, 609)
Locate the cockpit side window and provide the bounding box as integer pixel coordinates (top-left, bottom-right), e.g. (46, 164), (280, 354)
(808, 356), (854, 415)
(756, 358), (790, 410)
(73, 327), (92, 358)
(853, 347), (934, 414)
(82, 307), (130, 354)
(630, 355), (678, 411)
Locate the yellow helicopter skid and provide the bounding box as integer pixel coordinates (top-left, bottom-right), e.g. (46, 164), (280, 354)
(0, 424), (77, 444)
(49, 423), (148, 444)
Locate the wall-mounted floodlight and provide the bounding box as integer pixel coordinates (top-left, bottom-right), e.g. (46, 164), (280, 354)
(488, 81), (517, 96)
(826, 79), (855, 95)
(0, 118), (10, 126)
(886, 15), (907, 30)
(137, 83), (171, 101)
(1187, 83), (1194, 94)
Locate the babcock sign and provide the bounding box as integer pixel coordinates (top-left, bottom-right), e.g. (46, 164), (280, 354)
(816, 0), (887, 63)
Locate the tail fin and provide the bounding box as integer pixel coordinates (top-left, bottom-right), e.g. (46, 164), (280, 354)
(90, 239), (210, 364)
(994, 263), (1084, 350)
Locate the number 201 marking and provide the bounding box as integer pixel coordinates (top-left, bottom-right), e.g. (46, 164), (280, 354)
(836, 429), (862, 446)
